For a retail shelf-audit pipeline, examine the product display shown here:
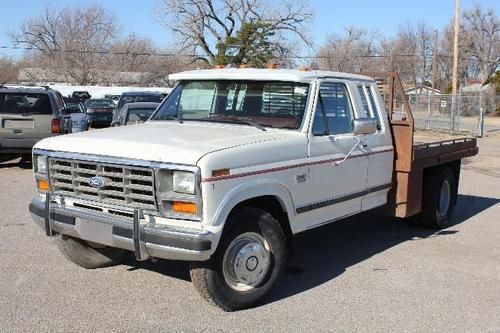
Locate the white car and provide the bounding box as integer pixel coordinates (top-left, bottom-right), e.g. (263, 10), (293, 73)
(29, 69), (477, 311)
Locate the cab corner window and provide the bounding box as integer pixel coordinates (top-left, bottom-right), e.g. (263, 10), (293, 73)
(356, 85), (370, 118)
(312, 82), (354, 136)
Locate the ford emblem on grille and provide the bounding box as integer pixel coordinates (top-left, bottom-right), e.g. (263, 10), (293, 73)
(88, 176), (106, 188)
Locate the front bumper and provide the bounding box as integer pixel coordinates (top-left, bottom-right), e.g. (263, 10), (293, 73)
(29, 196), (213, 261)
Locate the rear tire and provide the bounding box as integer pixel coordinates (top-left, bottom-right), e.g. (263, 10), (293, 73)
(190, 207), (287, 311)
(57, 235), (127, 269)
(421, 167), (457, 229)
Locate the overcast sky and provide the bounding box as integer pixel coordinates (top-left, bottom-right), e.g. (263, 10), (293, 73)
(1, 0), (498, 57)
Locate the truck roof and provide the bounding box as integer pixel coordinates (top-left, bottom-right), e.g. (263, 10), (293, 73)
(169, 68), (374, 83)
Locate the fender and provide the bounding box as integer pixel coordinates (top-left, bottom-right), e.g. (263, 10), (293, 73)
(208, 179), (297, 239)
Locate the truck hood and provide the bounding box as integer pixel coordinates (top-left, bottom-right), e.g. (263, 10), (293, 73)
(34, 121), (293, 165)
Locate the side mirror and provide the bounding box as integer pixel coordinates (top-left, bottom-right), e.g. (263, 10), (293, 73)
(352, 118), (378, 135)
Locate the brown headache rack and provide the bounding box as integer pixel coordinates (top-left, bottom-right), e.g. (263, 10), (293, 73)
(361, 72), (478, 218)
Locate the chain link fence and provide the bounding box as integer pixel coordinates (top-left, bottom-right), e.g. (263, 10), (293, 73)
(407, 93), (490, 137)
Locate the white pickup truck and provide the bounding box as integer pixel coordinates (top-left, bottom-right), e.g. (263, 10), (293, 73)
(29, 69), (477, 311)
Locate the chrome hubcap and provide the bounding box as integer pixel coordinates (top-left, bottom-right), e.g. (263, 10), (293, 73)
(222, 232), (271, 291)
(439, 180), (451, 216)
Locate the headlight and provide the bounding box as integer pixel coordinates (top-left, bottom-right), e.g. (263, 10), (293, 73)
(35, 155), (48, 174)
(156, 168), (201, 220)
(173, 171), (195, 194)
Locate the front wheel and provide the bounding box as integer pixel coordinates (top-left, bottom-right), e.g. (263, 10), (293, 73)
(190, 207), (287, 311)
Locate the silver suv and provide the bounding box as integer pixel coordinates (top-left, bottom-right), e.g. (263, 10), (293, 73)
(0, 86), (69, 160)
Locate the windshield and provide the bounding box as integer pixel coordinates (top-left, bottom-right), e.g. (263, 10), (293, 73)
(151, 80), (310, 130)
(85, 99), (115, 108)
(0, 92), (51, 114)
(73, 92), (89, 98)
(126, 108), (157, 124)
(65, 102), (84, 114)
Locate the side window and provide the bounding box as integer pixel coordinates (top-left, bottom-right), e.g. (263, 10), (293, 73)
(356, 85), (370, 118)
(365, 85), (382, 129)
(51, 93), (61, 114)
(356, 84), (382, 130)
(312, 99), (327, 135)
(312, 82), (354, 136)
(56, 93), (65, 112)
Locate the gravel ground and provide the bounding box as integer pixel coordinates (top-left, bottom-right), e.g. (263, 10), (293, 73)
(0, 138), (499, 332)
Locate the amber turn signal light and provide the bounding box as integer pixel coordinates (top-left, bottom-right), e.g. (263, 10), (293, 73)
(172, 201), (197, 215)
(37, 179), (50, 192)
(212, 168), (230, 177)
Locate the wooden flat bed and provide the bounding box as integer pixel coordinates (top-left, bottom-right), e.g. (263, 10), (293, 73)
(413, 137), (478, 170)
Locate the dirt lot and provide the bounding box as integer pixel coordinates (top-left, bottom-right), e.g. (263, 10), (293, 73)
(0, 138), (499, 332)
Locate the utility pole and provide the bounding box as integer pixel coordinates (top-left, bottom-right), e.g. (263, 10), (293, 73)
(451, 0), (460, 133)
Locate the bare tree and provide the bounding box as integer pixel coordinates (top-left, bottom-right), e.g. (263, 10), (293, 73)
(316, 27), (379, 72)
(156, 0), (313, 65)
(12, 4), (117, 84)
(436, 23), (471, 92)
(383, 22), (434, 89)
(461, 4), (499, 83)
(106, 33), (158, 85)
(0, 57), (18, 85)
(106, 34), (203, 86)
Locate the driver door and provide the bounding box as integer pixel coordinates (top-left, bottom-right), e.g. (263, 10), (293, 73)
(298, 80), (368, 230)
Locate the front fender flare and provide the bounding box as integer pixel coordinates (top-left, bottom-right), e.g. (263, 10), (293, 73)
(209, 180), (296, 234)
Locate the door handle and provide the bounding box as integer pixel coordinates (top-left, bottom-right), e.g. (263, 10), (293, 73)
(333, 136), (362, 166)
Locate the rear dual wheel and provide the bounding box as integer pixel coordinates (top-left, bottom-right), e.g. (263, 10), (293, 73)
(190, 207), (287, 311)
(420, 167), (457, 229)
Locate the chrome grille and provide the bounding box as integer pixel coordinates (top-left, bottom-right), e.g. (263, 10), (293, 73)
(49, 158), (156, 211)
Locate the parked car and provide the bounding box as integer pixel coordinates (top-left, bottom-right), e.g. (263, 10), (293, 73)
(0, 86), (69, 161)
(104, 94), (120, 104)
(63, 97), (89, 133)
(71, 91), (91, 102)
(29, 69), (478, 311)
(84, 98), (115, 128)
(114, 91), (164, 121)
(111, 102), (160, 126)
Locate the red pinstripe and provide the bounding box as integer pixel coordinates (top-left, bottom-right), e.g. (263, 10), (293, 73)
(202, 148), (393, 183)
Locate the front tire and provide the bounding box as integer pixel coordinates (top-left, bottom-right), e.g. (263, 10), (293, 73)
(421, 167), (457, 229)
(190, 207), (287, 311)
(57, 235), (127, 269)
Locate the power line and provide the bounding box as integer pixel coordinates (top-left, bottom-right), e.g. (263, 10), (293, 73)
(0, 45), (419, 58)
(0, 45), (497, 64)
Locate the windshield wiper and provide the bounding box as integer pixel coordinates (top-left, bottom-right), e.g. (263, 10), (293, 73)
(206, 115), (266, 131)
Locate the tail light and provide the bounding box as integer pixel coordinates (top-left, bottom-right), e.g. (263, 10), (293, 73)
(51, 118), (61, 134)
